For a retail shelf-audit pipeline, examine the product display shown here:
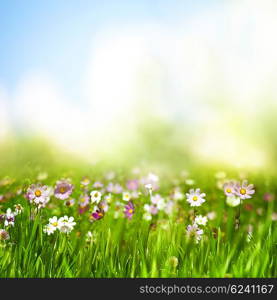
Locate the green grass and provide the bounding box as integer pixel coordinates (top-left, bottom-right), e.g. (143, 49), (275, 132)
(0, 141), (276, 278)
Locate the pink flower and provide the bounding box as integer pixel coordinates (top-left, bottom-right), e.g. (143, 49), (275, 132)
(26, 183), (51, 208)
(186, 224), (203, 243)
(263, 193), (274, 202)
(54, 179), (74, 200)
(235, 180), (255, 200)
(106, 183), (123, 194)
(223, 181), (237, 196)
(126, 179), (139, 191)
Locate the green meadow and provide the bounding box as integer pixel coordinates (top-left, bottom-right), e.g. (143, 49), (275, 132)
(0, 139), (276, 278)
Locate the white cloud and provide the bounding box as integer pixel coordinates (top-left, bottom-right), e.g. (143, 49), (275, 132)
(5, 0), (277, 165)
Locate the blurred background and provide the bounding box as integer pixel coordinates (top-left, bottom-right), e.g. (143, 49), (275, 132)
(1, 0), (277, 172)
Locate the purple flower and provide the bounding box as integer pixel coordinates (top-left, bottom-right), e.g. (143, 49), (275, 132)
(235, 180), (255, 200)
(126, 179), (139, 191)
(90, 208), (105, 221)
(124, 201), (135, 220)
(54, 179), (74, 200)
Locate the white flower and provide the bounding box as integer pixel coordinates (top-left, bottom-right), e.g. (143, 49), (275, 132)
(143, 204), (158, 215)
(58, 216), (76, 233)
(147, 173), (159, 183)
(186, 224), (204, 243)
(156, 198), (166, 210)
(164, 200), (174, 215)
(4, 208), (15, 227)
(186, 188), (206, 207)
(223, 181), (237, 196)
(26, 183), (51, 208)
(194, 215), (208, 226)
(226, 195), (241, 207)
(13, 204), (24, 216)
(49, 216), (59, 231)
(43, 224), (56, 235)
(90, 190), (102, 204)
(235, 180), (255, 200)
(104, 193), (112, 203)
(122, 192), (131, 202)
(151, 194), (162, 204)
(145, 183), (153, 191)
(172, 190), (184, 201)
(144, 204), (151, 213)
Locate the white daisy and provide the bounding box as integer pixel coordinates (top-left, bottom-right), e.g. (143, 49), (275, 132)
(26, 183), (51, 208)
(186, 188), (206, 207)
(194, 215), (208, 226)
(43, 224), (56, 235)
(90, 190), (102, 204)
(58, 216), (76, 233)
(122, 192), (131, 202)
(48, 216), (59, 232)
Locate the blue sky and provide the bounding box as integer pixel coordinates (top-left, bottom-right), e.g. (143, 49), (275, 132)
(0, 0), (275, 167)
(0, 0), (219, 98)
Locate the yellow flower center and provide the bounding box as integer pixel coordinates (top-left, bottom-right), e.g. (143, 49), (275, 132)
(94, 192), (98, 197)
(192, 196), (198, 201)
(60, 187), (66, 194)
(240, 188), (246, 195)
(35, 190), (42, 197)
(226, 188), (232, 193)
(128, 209), (133, 214)
(52, 222), (58, 227)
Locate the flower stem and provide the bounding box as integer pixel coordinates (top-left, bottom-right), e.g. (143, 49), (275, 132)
(235, 199), (241, 230)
